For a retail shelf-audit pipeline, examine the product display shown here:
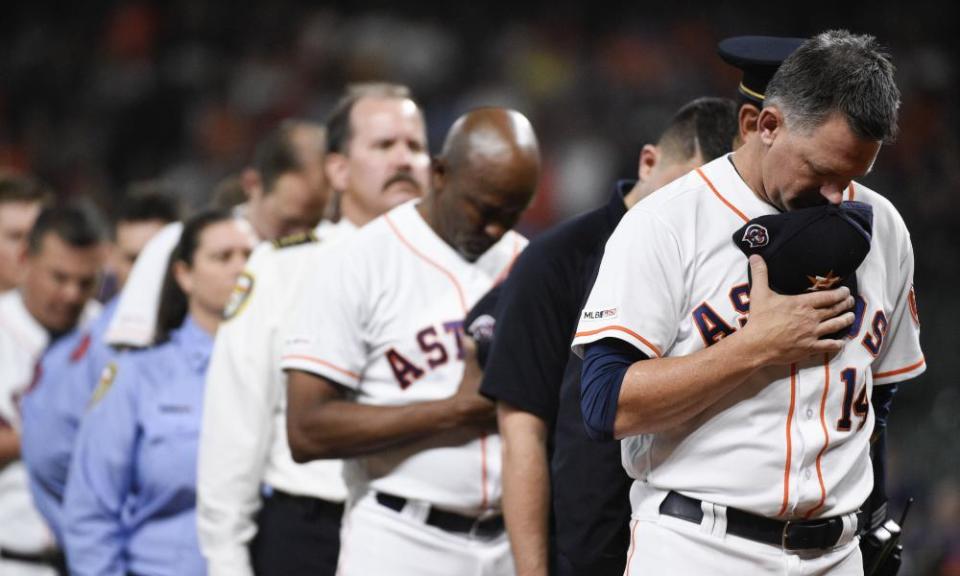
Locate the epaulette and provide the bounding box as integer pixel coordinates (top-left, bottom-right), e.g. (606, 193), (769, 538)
(272, 231), (318, 249)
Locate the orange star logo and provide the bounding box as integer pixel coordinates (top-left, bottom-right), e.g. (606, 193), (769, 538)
(806, 271), (842, 291)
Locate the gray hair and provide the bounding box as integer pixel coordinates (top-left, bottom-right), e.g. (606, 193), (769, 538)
(764, 30), (900, 143)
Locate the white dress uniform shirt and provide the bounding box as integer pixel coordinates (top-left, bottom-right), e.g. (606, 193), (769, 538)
(197, 220), (354, 576)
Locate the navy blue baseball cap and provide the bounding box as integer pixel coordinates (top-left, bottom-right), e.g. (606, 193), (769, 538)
(732, 201), (873, 298)
(718, 36), (805, 105)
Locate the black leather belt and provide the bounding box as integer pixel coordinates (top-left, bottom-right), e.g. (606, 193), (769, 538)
(376, 492), (504, 538)
(1, 547), (67, 574)
(266, 487), (345, 518)
(659, 491), (864, 550)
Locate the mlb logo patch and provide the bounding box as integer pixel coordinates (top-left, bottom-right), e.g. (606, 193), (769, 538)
(582, 307), (618, 321)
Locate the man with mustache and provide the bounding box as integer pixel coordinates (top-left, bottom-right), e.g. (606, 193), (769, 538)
(198, 83), (430, 576)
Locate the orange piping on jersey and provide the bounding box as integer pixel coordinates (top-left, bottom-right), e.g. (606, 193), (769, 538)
(873, 357), (926, 379)
(492, 236), (522, 286)
(847, 183), (856, 201)
(803, 355), (832, 519)
(384, 213), (468, 314)
(574, 325), (663, 358)
(624, 520), (639, 576)
(281, 355), (360, 380)
(778, 363), (798, 516)
(480, 433), (489, 509)
(695, 168), (749, 223)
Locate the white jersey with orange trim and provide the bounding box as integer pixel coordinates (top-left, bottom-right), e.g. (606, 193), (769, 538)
(571, 154), (924, 521)
(197, 219), (353, 576)
(281, 200), (525, 516)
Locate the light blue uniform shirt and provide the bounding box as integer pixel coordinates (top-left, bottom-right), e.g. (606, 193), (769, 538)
(21, 297), (120, 544)
(63, 316), (212, 576)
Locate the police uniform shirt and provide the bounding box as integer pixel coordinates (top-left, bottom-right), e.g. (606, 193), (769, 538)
(63, 316), (213, 576)
(20, 296), (120, 544)
(198, 220), (353, 576)
(478, 183), (632, 572)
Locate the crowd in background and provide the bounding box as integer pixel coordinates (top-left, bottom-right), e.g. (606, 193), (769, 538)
(0, 2), (957, 574)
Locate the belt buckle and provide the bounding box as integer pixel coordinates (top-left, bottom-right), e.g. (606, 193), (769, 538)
(781, 520), (793, 549)
(468, 517), (483, 538)
(469, 509), (496, 538)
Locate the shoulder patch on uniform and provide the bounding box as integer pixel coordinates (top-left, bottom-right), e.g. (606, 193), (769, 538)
(908, 285), (920, 326)
(272, 231), (318, 249)
(224, 272), (255, 320)
(89, 362), (118, 407)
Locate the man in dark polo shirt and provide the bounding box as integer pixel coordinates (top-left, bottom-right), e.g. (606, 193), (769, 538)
(472, 96), (737, 576)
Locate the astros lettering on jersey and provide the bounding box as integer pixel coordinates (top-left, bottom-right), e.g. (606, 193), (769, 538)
(281, 200), (525, 515)
(572, 155), (924, 520)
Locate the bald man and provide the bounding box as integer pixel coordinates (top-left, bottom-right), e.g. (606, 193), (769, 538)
(281, 108), (541, 576)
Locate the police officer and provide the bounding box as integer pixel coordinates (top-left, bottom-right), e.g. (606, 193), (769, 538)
(21, 186), (181, 545)
(62, 209), (255, 576)
(0, 202), (106, 576)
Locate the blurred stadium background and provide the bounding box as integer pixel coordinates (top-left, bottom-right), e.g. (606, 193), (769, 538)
(2, 1), (956, 573)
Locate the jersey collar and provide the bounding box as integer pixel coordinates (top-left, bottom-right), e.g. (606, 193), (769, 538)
(695, 154), (780, 224)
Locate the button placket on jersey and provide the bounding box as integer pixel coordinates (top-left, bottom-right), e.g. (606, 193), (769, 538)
(793, 360), (828, 514)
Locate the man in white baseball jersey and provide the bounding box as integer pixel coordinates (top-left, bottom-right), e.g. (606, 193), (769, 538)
(0, 204), (105, 576)
(572, 30), (924, 575)
(197, 83), (431, 576)
(281, 107), (540, 576)
(105, 119), (328, 348)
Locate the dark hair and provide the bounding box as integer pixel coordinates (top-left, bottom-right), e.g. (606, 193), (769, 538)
(765, 30), (900, 143)
(155, 209), (234, 343)
(657, 97), (739, 163)
(211, 174), (247, 209)
(252, 121), (305, 195)
(0, 172), (53, 207)
(325, 83), (416, 154)
(117, 181), (182, 226)
(27, 202), (107, 255)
